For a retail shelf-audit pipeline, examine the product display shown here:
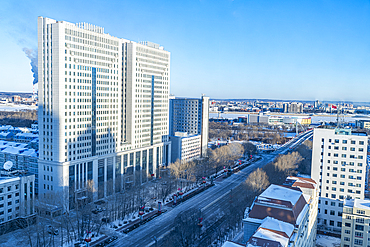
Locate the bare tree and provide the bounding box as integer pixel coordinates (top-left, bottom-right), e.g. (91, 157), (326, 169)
(273, 152), (303, 175)
(170, 208), (201, 247)
(245, 168), (270, 193)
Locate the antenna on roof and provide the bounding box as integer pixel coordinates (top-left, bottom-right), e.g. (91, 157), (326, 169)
(4, 161), (13, 171)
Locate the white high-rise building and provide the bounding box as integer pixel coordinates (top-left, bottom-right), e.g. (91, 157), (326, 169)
(311, 128), (368, 233)
(38, 17), (171, 210)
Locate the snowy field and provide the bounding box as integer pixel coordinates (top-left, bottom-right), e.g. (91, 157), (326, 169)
(316, 234), (341, 247)
(0, 103), (36, 111)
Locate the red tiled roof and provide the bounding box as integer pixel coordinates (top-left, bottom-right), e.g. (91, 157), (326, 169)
(292, 181), (315, 189)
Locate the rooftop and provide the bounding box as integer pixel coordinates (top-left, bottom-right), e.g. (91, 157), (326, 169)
(345, 198), (370, 210)
(248, 184), (308, 225)
(258, 184), (302, 206)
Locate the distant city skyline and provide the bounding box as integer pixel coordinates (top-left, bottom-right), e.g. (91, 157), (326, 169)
(1, 0), (370, 101)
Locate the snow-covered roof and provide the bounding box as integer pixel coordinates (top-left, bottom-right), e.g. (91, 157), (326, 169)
(14, 132), (38, 139)
(246, 217), (295, 246)
(0, 132), (12, 138)
(249, 228), (289, 247)
(222, 241), (245, 247)
(259, 217), (294, 237)
(259, 184), (302, 206)
(0, 141), (38, 158)
(345, 198), (370, 210)
(248, 184), (308, 225)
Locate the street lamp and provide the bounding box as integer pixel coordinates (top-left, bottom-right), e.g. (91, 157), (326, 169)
(152, 236), (158, 247)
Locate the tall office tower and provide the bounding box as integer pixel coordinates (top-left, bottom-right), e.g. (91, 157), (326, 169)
(311, 128), (368, 233)
(169, 95), (209, 157)
(38, 17), (170, 211)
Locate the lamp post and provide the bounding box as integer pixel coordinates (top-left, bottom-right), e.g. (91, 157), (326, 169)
(152, 236), (158, 247)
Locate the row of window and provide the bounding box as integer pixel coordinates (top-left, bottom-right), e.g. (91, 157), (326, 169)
(322, 138), (365, 145)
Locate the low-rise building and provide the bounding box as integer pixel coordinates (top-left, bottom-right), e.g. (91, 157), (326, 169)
(243, 182), (318, 247)
(355, 120), (370, 129)
(169, 132), (201, 163)
(0, 169), (35, 225)
(341, 198), (370, 247)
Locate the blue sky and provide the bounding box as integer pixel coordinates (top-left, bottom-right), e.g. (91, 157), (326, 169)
(1, 0), (369, 101)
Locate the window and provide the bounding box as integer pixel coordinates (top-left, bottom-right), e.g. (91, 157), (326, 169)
(344, 229), (350, 234)
(342, 147), (347, 150)
(331, 202), (336, 206)
(344, 237), (350, 241)
(337, 222), (342, 227)
(330, 210), (335, 215)
(335, 139), (339, 143)
(356, 218), (364, 224)
(354, 239), (363, 245)
(359, 141), (364, 145)
(350, 147), (355, 151)
(329, 220), (334, 226)
(343, 140), (347, 144)
(355, 224), (364, 231)
(345, 222), (351, 227)
(351, 140), (356, 144)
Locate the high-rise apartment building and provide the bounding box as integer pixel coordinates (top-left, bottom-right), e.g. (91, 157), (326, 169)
(38, 17), (170, 210)
(311, 128), (368, 233)
(169, 95), (209, 157)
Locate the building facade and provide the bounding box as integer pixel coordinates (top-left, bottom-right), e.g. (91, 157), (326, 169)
(341, 198), (370, 247)
(355, 120), (370, 129)
(311, 128), (368, 233)
(0, 169), (35, 225)
(169, 95), (209, 157)
(38, 17), (171, 210)
(169, 132), (201, 163)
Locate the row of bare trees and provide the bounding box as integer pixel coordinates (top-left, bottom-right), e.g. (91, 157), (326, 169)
(0, 109), (37, 127)
(169, 143), (248, 190)
(209, 122), (288, 144)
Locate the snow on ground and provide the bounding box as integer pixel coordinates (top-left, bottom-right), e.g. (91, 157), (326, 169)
(316, 234), (341, 247)
(0, 103), (36, 111)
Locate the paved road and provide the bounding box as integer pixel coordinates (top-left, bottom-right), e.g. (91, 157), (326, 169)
(107, 131), (313, 247)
